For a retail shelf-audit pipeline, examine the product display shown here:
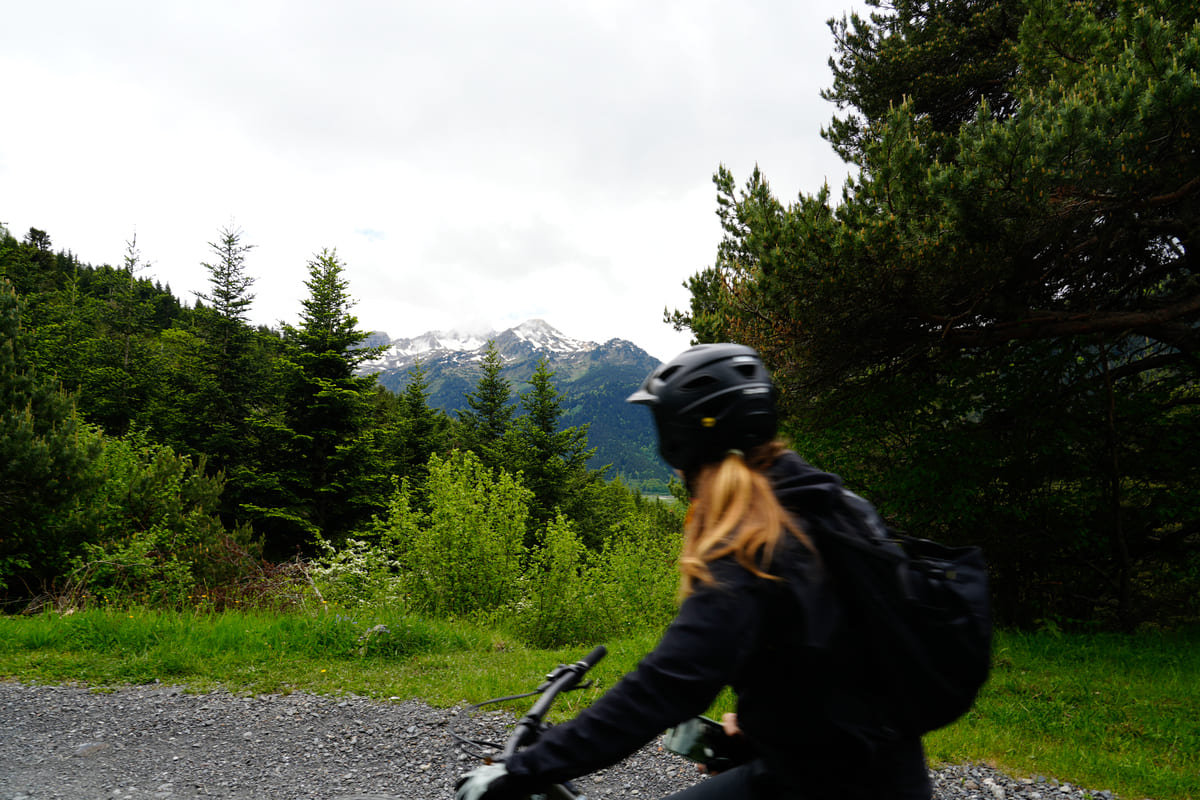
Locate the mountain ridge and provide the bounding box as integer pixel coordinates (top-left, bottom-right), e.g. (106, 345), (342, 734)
(359, 320), (671, 490)
(360, 318), (650, 373)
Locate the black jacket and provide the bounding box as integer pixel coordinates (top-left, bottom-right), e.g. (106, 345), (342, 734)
(504, 451), (930, 798)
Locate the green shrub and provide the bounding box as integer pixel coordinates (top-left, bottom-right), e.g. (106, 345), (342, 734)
(511, 513), (595, 648)
(309, 535), (404, 609)
(583, 505), (681, 638)
(306, 455), (685, 649)
(64, 429), (261, 608)
(391, 450), (530, 618)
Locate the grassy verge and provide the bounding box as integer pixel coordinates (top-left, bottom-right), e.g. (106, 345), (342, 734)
(0, 607), (655, 712)
(1, 610), (1195, 800)
(926, 629), (1198, 800)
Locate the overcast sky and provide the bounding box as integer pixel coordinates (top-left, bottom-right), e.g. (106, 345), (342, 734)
(2, 1), (866, 363)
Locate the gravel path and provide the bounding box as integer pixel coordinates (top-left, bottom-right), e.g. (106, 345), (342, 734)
(1, 682), (1119, 800)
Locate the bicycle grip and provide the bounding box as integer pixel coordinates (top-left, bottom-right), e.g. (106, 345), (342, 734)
(580, 644), (607, 669)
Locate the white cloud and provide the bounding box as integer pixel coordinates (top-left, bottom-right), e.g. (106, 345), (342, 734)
(0, 0), (866, 362)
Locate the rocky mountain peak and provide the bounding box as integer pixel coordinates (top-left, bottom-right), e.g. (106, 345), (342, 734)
(360, 319), (609, 374)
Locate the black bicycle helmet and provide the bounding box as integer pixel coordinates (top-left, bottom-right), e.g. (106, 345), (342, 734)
(627, 343), (777, 473)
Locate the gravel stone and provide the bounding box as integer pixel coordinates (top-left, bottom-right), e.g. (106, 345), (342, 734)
(0, 682), (1117, 799)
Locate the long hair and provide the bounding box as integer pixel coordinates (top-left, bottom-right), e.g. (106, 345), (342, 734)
(678, 439), (814, 597)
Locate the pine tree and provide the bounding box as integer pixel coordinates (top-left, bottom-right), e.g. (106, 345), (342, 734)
(243, 249), (386, 553)
(673, 0), (1200, 627)
(507, 356), (595, 529)
(821, 0), (1024, 163)
(458, 339), (512, 468)
(188, 224), (263, 473)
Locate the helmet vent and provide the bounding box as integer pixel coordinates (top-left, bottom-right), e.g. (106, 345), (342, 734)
(681, 374), (718, 392)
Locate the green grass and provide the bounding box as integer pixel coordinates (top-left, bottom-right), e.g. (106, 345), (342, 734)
(0, 606), (652, 708)
(1, 611), (1195, 800)
(925, 630), (1199, 800)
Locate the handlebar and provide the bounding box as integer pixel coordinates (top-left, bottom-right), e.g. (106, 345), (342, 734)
(503, 645), (608, 757)
(580, 644), (608, 668)
(452, 645), (608, 799)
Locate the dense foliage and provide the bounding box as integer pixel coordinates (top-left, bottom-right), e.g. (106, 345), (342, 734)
(0, 281), (102, 590)
(0, 223), (683, 620)
(323, 446), (681, 647)
(670, 0), (1200, 629)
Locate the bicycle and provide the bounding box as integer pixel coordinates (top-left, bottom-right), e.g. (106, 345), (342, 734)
(451, 644), (608, 800)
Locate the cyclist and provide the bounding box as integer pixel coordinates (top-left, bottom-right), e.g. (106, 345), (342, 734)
(456, 343), (932, 800)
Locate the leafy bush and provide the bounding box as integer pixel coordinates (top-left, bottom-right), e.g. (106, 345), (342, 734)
(387, 450), (530, 617)
(510, 513), (594, 648)
(332, 451), (685, 648)
(583, 504), (681, 638)
(64, 429), (261, 608)
(507, 502), (682, 647)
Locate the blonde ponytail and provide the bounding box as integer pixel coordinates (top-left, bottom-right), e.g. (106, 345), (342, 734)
(678, 440), (813, 597)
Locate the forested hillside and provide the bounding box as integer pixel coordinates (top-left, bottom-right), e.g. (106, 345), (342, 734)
(0, 224), (681, 607)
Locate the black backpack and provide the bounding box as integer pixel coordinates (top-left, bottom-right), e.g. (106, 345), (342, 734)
(810, 488), (993, 738)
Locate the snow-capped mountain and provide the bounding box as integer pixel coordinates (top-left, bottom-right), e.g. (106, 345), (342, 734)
(358, 319), (670, 489)
(360, 319), (638, 374)
(503, 318), (594, 354)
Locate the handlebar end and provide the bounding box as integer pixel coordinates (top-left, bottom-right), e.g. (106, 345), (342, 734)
(580, 644), (607, 668)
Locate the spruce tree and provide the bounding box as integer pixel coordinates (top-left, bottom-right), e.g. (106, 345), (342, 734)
(194, 225), (256, 326)
(458, 340), (512, 468)
(192, 225), (261, 466)
(398, 358), (448, 486)
(175, 224), (269, 509)
(507, 356), (595, 529)
(243, 249), (385, 553)
(77, 236), (159, 436)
